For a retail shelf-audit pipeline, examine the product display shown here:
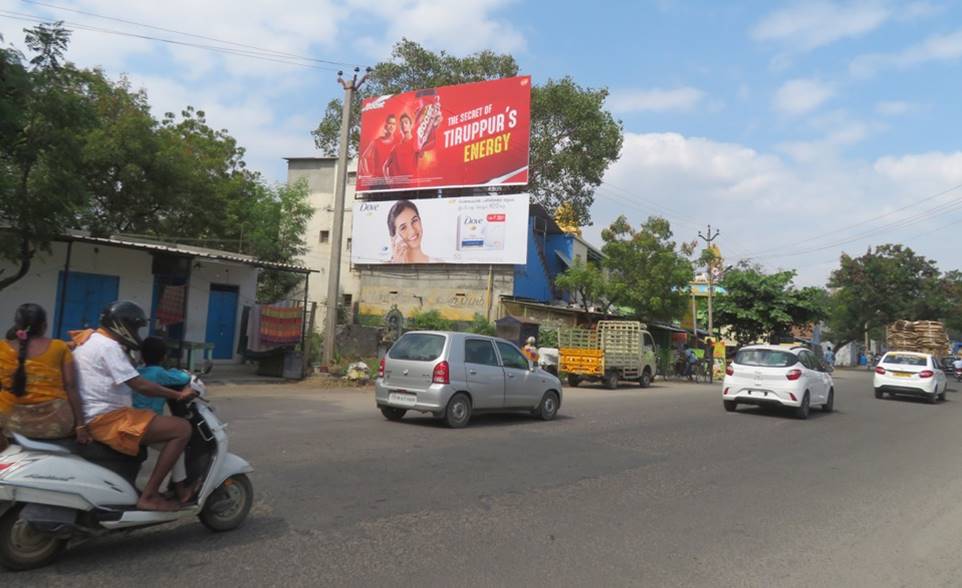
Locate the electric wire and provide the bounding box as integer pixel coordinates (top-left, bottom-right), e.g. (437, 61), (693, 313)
(0, 10), (353, 72)
(19, 0), (365, 68)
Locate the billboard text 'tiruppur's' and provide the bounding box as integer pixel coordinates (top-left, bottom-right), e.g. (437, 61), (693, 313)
(356, 76), (531, 193)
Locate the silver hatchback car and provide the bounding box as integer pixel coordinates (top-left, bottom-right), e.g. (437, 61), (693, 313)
(375, 331), (563, 428)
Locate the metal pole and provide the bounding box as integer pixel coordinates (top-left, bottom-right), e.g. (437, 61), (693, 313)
(323, 67), (370, 367)
(301, 271), (310, 377)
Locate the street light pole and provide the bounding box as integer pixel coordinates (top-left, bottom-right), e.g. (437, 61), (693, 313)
(698, 224), (720, 382)
(323, 67), (369, 367)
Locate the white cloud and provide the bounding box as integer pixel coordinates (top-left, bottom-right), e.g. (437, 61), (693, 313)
(588, 132), (962, 285)
(851, 27), (962, 77)
(773, 78), (835, 115)
(348, 0), (525, 58)
(606, 87), (705, 113)
(875, 100), (915, 115)
(752, 1), (891, 51)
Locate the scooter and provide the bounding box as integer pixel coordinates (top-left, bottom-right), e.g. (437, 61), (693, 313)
(0, 376), (253, 570)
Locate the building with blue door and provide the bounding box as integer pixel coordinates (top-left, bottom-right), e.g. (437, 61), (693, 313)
(0, 233), (312, 365)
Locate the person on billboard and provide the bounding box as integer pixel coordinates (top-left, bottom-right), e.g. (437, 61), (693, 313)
(387, 200), (431, 263)
(360, 114), (397, 182)
(385, 114), (419, 181)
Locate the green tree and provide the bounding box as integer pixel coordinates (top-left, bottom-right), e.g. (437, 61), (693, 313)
(554, 259), (616, 313)
(311, 39), (623, 226)
(714, 263), (827, 346)
(0, 24), (96, 290)
(600, 215), (694, 321)
(827, 244), (949, 347)
(244, 179), (314, 301)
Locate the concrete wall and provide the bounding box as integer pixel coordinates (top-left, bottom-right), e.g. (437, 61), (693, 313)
(288, 158), (361, 328)
(357, 265), (514, 322)
(0, 242), (257, 362)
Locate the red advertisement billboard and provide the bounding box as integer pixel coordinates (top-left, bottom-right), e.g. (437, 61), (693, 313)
(356, 76), (531, 193)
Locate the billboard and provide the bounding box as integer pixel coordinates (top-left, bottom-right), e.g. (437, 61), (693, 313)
(350, 194), (530, 265)
(356, 76), (531, 193)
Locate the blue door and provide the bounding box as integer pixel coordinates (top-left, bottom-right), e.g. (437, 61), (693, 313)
(205, 286), (239, 360)
(54, 272), (120, 340)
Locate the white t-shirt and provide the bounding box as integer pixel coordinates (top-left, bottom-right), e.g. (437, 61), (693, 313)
(73, 332), (141, 423)
(954, 359), (962, 370)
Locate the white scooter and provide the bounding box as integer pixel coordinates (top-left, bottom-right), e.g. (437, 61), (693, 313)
(0, 376), (253, 570)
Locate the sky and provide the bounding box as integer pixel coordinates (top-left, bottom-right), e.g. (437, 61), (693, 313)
(1, 0), (961, 285)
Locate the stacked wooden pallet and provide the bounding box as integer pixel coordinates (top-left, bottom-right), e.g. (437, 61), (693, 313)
(886, 320), (950, 355)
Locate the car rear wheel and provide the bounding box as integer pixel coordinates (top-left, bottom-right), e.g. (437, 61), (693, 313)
(938, 385), (947, 401)
(723, 400), (737, 412)
(380, 406), (407, 422)
(639, 368), (652, 388)
(567, 374), (581, 388)
(928, 392), (938, 404)
(444, 393), (472, 428)
(536, 391), (560, 421)
(795, 393), (810, 420)
(821, 388), (835, 413)
(874, 388), (883, 399)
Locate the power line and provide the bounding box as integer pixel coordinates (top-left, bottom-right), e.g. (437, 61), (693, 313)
(0, 10), (351, 72)
(19, 0), (365, 68)
(739, 182), (962, 259)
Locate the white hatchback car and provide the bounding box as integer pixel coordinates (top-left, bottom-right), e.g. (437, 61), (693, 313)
(873, 351), (947, 403)
(722, 345), (834, 419)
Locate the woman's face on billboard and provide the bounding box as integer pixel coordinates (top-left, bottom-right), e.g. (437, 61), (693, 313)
(393, 208), (422, 249)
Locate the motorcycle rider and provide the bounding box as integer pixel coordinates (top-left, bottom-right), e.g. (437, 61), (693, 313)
(73, 301), (194, 512)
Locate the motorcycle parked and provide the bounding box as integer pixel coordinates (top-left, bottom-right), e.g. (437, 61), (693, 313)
(0, 376), (253, 570)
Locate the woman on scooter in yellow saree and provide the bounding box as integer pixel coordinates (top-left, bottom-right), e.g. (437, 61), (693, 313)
(0, 304), (89, 451)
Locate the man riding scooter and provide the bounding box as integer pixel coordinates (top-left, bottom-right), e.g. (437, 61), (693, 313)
(73, 301), (194, 511)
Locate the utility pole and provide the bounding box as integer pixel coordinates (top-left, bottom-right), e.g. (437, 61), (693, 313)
(698, 224), (720, 382)
(323, 67), (370, 367)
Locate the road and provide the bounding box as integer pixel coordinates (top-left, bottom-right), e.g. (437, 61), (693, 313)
(7, 369), (962, 587)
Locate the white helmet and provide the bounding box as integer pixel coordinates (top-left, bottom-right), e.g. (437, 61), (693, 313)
(526, 336), (536, 345)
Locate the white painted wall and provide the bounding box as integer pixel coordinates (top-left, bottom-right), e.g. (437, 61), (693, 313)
(288, 157), (361, 329)
(0, 242), (258, 362)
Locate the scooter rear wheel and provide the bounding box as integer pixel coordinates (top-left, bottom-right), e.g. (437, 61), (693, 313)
(199, 474), (254, 532)
(0, 505), (66, 571)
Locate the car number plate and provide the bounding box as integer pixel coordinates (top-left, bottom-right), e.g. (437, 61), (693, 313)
(892, 372), (912, 378)
(389, 392), (417, 407)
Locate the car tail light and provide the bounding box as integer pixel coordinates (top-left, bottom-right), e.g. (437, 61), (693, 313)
(432, 361), (450, 384)
(875, 367), (886, 375)
(919, 370), (934, 379)
(0, 463), (11, 472)
(378, 358), (385, 378)
(723, 387), (729, 395)
(725, 364), (734, 376)
(786, 369), (802, 381)
(789, 392), (797, 401)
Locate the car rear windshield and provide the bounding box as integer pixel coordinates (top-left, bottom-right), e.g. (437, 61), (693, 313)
(734, 349), (798, 368)
(882, 353), (927, 366)
(389, 333), (446, 362)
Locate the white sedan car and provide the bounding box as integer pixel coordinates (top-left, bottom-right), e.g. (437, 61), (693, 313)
(722, 345), (834, 419)
(873, 351), (947, 404)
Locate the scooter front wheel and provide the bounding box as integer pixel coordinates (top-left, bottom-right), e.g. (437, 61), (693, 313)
(0, 505), (66, 571)
(199, 474), (253, 532)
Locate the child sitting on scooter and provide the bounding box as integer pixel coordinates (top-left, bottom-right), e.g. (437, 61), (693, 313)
(135, 336), (197, 504)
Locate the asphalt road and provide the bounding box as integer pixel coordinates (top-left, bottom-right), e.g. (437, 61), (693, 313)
(7, 369), (962, 587)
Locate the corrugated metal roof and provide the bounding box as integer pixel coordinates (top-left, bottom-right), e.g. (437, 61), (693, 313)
(61, 233), (315, 273)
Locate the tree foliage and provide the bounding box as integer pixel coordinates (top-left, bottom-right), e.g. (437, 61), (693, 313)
(714, 264), (828, 346)
(0, 26), (312, 298)
(599, 215), (694, 322)
(554, 259), (615, 313)
(827, 244), (955, 346)
(312, 39), (622, 226)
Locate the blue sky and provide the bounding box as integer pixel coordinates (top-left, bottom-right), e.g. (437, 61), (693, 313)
(1, 0), (960, 284)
